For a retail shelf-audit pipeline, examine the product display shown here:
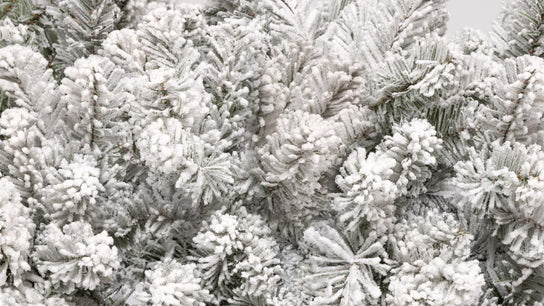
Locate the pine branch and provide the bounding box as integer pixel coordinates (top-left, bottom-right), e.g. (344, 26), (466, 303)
(494, 0), (544, 58)
(501, 70), (534, 144)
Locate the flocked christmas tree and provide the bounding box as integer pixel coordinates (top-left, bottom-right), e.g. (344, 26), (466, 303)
(1, 0), (544, 304)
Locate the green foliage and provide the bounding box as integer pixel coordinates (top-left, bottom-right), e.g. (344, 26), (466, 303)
(44, 0), (121, 77)
(494, 0), (544, 58)
(0, 0), (36, 23)
(0, 90), (13, 115)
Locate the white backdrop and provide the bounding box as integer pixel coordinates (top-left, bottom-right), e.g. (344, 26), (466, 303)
(446, 0), (503, 34)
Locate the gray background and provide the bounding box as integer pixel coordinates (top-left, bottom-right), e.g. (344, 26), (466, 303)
(180, 0), (503, 34)
(446, 0), (503, 34)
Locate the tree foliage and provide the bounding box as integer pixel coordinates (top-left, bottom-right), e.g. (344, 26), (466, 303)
(1, 0), (544, 304)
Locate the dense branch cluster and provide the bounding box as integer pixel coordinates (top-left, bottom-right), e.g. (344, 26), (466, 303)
(1, 0), (544, 304)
